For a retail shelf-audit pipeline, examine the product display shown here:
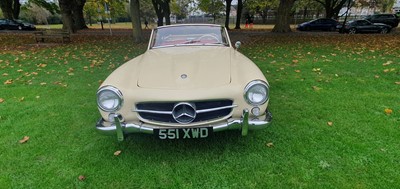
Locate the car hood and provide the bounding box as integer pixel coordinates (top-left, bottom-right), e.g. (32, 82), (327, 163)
(137, 46), (231, 90)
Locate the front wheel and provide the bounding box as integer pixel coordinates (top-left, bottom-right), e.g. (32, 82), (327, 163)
(380, 28), (389, 34)
(348, 28), (356, 34)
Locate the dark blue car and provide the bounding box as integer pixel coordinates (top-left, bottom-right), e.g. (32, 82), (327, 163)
(297, 18), (339, 31)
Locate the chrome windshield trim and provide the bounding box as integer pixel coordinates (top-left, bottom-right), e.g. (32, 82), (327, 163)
(152, 43), (229, 49)
(196, 105), (238, 113)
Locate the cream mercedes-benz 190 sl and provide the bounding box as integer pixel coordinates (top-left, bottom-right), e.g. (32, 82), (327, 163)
(96, 24), (272, 141)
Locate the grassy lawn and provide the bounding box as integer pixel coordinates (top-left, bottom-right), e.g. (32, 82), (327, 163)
(0, 31), (399, 188)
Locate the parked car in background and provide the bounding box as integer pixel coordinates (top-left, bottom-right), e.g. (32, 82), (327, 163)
(364, 14), (399, 28)
(297, 18), (339, 31)
(0, 19), (36, 30)
(96, 24), (272, 141)
(337, 19), (392, 34)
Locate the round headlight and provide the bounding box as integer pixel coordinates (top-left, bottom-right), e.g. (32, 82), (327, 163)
(244, 80), (269, 106)
(97, 86), (123, 112)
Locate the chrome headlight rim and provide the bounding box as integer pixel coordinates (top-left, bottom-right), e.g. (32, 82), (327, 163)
(244, 80), (269, 106)
(97, 85), (124, 112)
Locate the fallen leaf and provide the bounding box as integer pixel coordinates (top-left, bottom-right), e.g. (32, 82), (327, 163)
(114, 150), (122, 156)
(78, 175), (86, 181)
(4, 79), (13, 85)
(19, 136), (30, 144)
(2, 73), (8, 76)
(266, 142), (274, 148)
(40, 82), (47, 86)
(383, 69), (390, 73)
(312, 86), (321, 91)
(0, 98), (4, 103)
(124, 56), (129, 61)
(382, 61), (392, 66)
(38, 63), (47, 68)
(17, 69), (23, 72)
(384, 108), (393, 115)
(375, 75), (380, 78)
(395, 82), (400, 85)
(36, 96), (40, 99)
(292, 59), (299, 64)
(19, 97), (25, 102)
(327, 122), (333, 126)
(294, 70), (301, 73)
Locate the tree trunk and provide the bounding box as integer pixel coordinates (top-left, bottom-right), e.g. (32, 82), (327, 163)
(73, 0), (88, 29)
(12, 0), (20, 19)
(163, 0), (171, 25)
(315, 0), (347, 19)
(225, 0), (232, 29)
(152, 0), (164, 26)
(303, 7), (307, 19)
(234, 0), (243, 29)
(130, 0), (143, 43)
(272, 0), (296, 33)
(0, 0), (14, 19)
(59, 0), (75, 33)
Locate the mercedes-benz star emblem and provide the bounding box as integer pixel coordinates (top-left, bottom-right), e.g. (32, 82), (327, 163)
(172, 102), (196, 124)
(181, 74), (187, 79)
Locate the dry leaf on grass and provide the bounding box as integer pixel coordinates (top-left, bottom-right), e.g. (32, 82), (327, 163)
(312, 86), (322, 91)
(19, 136), (30, 144)
(78, 175), (86, 181)
(327, 122), (333, 126)
(384, 108), (393, 115)
(266, 142), (274, 148)
(114, 150), (122, 156)
(0, 98), (4, 103)
(4, 79), (13, 85)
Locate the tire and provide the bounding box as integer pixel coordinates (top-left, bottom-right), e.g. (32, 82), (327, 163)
(380, 28), (388, 34)
(348, 28), (356, 34)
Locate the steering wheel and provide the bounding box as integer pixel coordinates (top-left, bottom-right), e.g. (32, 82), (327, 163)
(197, 34), (220, 43)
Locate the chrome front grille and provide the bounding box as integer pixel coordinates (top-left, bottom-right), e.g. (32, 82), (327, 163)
(134, 100), (236, 124)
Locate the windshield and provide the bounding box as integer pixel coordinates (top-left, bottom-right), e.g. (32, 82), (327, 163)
(150, 25), (230, 49)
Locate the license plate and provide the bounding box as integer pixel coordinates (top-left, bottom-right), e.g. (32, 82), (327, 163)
(155, 127), (212, 139)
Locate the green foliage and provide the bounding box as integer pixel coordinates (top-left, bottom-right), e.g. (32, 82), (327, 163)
(83, 0), (127, 23)
(171, 0), (191, 20)
(198, 0), (225, 19)
(29, 0), (59, 14)
(139, 0), (156, 21)
(0, 32), (399, 188)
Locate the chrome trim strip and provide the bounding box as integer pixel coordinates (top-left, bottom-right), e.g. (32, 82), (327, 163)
(133, 104), (237, 115)
(133, 109), (173, 115)
(196, 105), (238, 113)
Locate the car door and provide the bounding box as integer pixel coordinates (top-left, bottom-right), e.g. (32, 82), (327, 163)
(357, 20), (374, 33)
(8, 20), (20, 30)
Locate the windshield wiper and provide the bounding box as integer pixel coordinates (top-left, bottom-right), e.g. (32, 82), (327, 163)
(184, 40), (202, 44)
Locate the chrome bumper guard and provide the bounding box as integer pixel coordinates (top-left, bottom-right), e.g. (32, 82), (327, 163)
(96, 109), (272, 141)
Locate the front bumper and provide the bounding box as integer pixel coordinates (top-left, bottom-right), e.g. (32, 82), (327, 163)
(96, 109), (272, 141)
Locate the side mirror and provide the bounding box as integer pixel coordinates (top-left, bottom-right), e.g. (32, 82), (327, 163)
(235, 41), (241, 50)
